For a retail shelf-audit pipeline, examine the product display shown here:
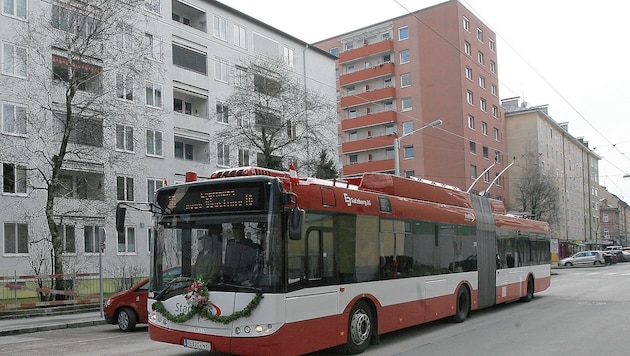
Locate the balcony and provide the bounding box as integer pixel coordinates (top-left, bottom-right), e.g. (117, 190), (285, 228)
(341, 110), (397, 131)
(343, 159), (394, 176)
(339, 62), (394, 87)
(340, 86), (396, 109)
(339, 39), (394, 64)
(342, 134), (395, 154)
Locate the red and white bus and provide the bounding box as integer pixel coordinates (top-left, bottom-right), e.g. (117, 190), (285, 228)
(139, 167), (550, 355)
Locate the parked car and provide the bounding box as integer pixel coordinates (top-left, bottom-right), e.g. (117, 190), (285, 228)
(104, 267), (181, 331)
(601, 250), (617, 264)
(604, 246), (626, 262)
(558, 251), (605, 267)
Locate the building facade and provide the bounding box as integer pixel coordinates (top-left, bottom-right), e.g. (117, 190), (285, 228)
(0, 0), (336, 278)
(599, 186), (629, 247)
(315, 0), (509, 200)
(502, 98), (601, 258)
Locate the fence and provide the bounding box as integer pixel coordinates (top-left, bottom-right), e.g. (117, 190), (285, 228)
(0, 272), (103, 311)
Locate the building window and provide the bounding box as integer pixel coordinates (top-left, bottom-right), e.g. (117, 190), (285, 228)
(145, 81), (162, 108)
(491, 83), (497, 96)
(603, 214), (609, 223)
(465, 66), (472, 80)
(494, 150), (501, 163)
(466, 90), (473, 105)
(329, 47), (338, 57)
(470, 165), (477, 179)
(477, 51), (484, 65)
(490, 61), (496, 74)
(217, 142), (229, 166)
(464, 41), (471, 56)
(403, 145), (414, 159)
(2, 43), (27, 78)
(401, 97), (412, 111)
(283, 46), (294, 67)
(55, 170), (104, 200)
(492, 105), (498, 118)
(2, 102), (27, 136)
(146, 129), (163, 157)
(401, 73), (411, 87)
(144, 0), (160, 14)
(345, 42), (353, 51)
(462, 16), (470, 31)
(115, 124), (134, 152)
(398, 26), (409, 40)
(215, 57), (228, 82)
(174, 140), (193, 160)
(238, 148), (249, 166)
(348, 131), (357, 141)
(117, 226), (136, 254)
(468, 115), (475, 129)
(116, 176), (134, 201)
(147, 178), (164, 202)
(234, 24), (246, 49)
(216, 100), (228, 123)
(4, 222), (28, 254)
(116, 23), (134, 52)
(489, 38), (495, 52)
(84, 225), (104, 254)
(2, 162), (27, 194)
(481, 121), (488, 135)
(213, 14), (227, 41)
(116, 73), (134, 101)
(144, 33), (162, 61)
(54, 113), (103, 147)
(483, 146), (489, 159)
(349, 154), (358, 164)
(61, 225), (76, 254)
(402, 121), (413, 135)
(483, 170), (490, 183)
(480, 98), (487, 112)
(3, 0), (27, 20)
(52, 55), (102, 93)
(476, 28), (483, 42)
(469, 141), (476, 154)
(172, 44), (207, 75)
(479, 75), (485, 89)
(494, 127), (500, 141)
(399, 49), (410, 64)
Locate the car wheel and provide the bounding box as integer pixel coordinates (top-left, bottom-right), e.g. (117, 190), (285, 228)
(564, 262), (572, 267)
(117, 307), (137, 332)
(452, 286), (470, 323)
(345, 300), (373, 355)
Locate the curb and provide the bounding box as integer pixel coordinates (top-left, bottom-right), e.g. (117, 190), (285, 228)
(0, 319), (106, 337)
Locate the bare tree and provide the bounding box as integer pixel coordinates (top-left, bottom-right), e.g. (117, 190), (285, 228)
(511, 153), (560, 224)
(216, 57), (336, 173)
(6, 0), (162, 298)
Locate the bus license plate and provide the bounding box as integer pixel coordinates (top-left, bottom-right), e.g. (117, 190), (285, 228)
(183, 339), (211, 351)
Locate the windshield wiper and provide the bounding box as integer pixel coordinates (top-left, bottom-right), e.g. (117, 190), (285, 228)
(154, 276), (193, 300)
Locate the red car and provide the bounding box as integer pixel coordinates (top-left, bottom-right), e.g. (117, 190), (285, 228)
(104, 268), (181, 331)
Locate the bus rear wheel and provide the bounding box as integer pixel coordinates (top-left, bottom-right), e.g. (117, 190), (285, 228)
(452, 286), (470, 323)
(346, 300), (372, 354)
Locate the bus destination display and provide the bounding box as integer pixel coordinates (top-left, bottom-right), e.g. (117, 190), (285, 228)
(160, 184), (264, 214)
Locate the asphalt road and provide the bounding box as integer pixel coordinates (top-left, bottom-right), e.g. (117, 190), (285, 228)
(2, 263), (629, 355)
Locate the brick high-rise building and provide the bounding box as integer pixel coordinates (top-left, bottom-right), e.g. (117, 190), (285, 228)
(315, 0), (508, 200)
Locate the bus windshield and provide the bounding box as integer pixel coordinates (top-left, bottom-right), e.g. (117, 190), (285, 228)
(149, 177), (285, 297)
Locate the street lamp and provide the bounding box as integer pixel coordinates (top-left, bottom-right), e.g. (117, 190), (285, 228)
(394, 119), (443, 176)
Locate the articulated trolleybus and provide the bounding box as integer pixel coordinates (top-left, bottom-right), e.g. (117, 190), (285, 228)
(141, 167), (550, 355)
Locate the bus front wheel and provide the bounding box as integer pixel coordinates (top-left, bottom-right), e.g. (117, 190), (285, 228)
(346, 300), (373, 354)
(452, 286), (470, 323)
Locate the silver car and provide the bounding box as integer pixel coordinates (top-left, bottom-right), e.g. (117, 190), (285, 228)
(558, 251), (605, 267)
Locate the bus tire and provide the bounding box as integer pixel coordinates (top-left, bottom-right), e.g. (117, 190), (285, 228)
(345, 300), (373, 354)
(521, 276), (535, 302)
(452, 286), (470, 323)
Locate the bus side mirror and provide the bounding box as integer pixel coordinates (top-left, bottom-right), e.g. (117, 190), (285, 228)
(289, 207), (304, 240)
(116, 205), (127, 233)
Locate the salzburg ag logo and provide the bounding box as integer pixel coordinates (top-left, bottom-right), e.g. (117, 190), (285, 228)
(343, 193), (372, 207)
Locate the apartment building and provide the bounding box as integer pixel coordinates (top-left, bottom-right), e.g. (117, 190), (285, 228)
(0, 0), (336, 277)
(599, 186), (629, 248)
(315, 0), (508, 200)
(502, 98), (601, 258)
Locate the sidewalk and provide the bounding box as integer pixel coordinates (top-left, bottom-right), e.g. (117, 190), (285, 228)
(0, 310), (105, 336)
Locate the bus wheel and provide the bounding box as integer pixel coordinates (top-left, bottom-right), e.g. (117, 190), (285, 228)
(521, 276), (535, 302)
(452, 286), (470, 323)
(346, 300), (372, 354)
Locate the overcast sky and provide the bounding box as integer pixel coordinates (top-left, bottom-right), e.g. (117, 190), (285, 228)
(219, 0), (630, 200)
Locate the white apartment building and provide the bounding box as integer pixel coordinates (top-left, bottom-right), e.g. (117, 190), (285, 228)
(0, 0), (337, 278)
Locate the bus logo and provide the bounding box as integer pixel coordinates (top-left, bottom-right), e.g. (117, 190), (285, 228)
(343, 193), (372, 207)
